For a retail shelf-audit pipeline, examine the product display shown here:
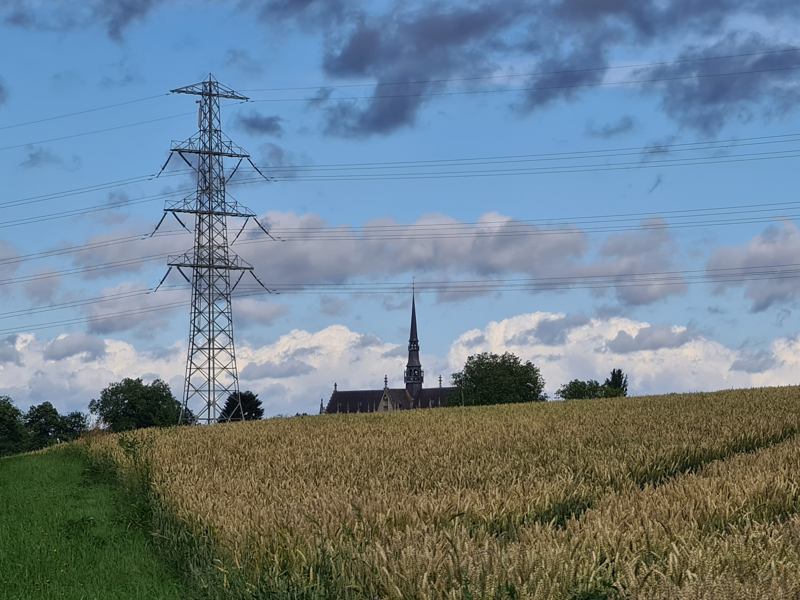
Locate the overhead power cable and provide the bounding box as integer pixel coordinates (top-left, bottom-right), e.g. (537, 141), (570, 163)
(247, 63), (800, 104)
(6, 264), (800, 336)
(0, 94), (169, 131)
(242, 47), (800, 92)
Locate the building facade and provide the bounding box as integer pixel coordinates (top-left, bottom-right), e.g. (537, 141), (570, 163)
(324, 292), (456, 414)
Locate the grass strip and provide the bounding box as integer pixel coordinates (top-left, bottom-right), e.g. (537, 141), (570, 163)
(0, 447), (187, 600)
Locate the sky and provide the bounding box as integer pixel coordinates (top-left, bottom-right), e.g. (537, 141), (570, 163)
(1, 0), (800, 416)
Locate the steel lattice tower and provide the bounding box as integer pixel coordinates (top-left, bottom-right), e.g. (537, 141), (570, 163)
(152, 75), (271, 424)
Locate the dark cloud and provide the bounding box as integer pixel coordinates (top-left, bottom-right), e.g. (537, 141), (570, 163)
(509, 314), (589, 346)
(237, 111), (284, 137)
(730, 349), (782, 374)
(43, 333), (106, 362)
(586, 116), (635, 139)
(637, 33), (800, 135)
(241, 357), (314, 379)
(253, 0), (800, 136)
(352, 333), (383, 348)
(0, 335), (22, 366)
(2, 0), (160, 39)
(585, 220), (687, 306)
(19, 146), (80, 170)
(320, 2), (520, 136)
(707, 222), (800, 312)
(607, 324), (696, 353)
(381, 346), (406, 359)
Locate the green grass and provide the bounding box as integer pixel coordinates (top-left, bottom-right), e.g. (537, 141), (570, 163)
(0, 447), (186, 600)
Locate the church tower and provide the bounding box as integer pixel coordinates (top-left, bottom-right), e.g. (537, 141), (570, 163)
(404, 287), (424, 401)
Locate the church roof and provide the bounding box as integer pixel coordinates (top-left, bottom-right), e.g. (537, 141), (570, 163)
(325, 386), (458, 413)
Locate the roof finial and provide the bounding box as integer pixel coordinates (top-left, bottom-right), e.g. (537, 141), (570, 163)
(439, 374), (443, 388)
(334, 382), (337, 392)
(384, 374), (388, 388)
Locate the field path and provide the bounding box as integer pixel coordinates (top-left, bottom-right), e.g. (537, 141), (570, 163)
(0, 448), (185, 600)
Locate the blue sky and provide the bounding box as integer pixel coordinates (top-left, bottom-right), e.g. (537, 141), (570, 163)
(1, 1), (800, 415)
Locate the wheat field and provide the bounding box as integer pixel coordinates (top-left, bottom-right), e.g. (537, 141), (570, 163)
(82, 387), (800, 599)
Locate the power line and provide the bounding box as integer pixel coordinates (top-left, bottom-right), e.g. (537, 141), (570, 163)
(242, 47), (800, 92)
(0, 112), (193, 153)
(0, 94), (169, 131)
(247, 63), (800, 104)
(3, 131), (798, 213)
(5, 265), (800, 336)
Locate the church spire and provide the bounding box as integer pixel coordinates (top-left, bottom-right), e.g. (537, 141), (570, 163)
(405, 282), (423, 400)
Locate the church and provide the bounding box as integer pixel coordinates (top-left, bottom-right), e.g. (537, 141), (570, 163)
(323, 292), (457, 413)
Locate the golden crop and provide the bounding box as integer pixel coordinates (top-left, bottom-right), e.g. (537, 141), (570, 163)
(83, 387), (800, 599)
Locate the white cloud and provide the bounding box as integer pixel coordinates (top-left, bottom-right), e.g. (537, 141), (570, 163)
(4, 311), (798, 417)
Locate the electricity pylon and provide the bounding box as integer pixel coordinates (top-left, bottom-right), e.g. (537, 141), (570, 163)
(151, 74), (272, 424)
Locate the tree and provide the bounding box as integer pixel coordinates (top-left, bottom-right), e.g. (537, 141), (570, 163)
(217, 391), (263, 422)
(25, 401), (64, 450)
(60, 411), (89, 441)
(604, 368), (629, 398)
(0, 396), (27, 456)
(556, 379), (606, 400)
(556, 369), (630, 400)
(451, 352), (546, 406)
(89, 378), (182, 432)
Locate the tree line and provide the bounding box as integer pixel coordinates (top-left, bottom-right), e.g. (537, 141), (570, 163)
(450, 352), (629, 405)
(0, 378), (265, 457)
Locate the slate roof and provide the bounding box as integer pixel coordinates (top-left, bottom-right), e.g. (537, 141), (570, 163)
(325, 386), (458, 414)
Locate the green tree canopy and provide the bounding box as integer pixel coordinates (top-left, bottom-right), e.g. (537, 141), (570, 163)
(60, 411), (89, 441)
(557, 369), (630, 400)
(556, 379), (606, 400)
(89, 378), (182, 432)
(451, 352), (546, 406)
(217, 391), (263, 422)
(604, 368), (629, 397)
(0, 396), (27, 457)
(25, 401), (64, 450)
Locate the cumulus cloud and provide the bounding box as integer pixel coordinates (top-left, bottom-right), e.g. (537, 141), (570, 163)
(234, 211), (686, 308)
(447, 311), (800, 397)
(606, 324), (697, 353)
(0, 335), (23, 366)
(241, 357), (314, 379)
(508, 314), (589, 346)
(3, 310), (800, 415)
(730, 349), (782, 373)
(43, 333), (106, 361)
(707, 222), (800, 312)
